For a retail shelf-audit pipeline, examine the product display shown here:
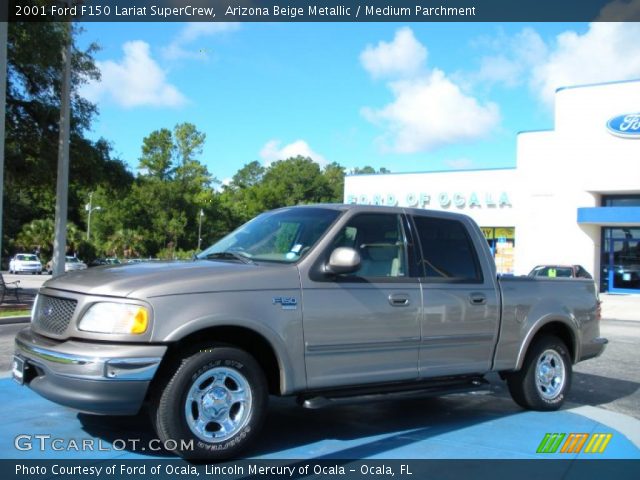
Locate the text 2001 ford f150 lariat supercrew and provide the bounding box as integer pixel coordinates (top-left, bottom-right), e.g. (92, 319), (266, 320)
(14, 205), (608, 459)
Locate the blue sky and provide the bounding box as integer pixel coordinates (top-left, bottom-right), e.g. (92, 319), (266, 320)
(76, 22), (640, 184)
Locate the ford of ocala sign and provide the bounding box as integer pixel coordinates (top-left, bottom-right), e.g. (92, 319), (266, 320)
(607, 113), (640, 138)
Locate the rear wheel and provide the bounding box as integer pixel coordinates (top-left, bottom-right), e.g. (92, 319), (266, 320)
(152, 347), (268, 460)
(506, 335), (572, 410)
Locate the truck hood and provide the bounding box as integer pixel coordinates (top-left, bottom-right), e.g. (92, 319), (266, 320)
(42, 260), (301, 298)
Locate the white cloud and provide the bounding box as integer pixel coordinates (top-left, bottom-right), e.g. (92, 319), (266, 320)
(82, 41), (186, 108)
(530, 23), (640, 107)
(162, 22), (240, 61)
(361, 28), (500, 153)
(362, 70), (500, 153)
(360, 27), (427, 79)
(473, 23), (640, 108)
(259, 140), (328, 167)
(474, 28), (547, 88)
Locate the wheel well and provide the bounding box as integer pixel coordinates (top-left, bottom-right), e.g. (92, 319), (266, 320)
(157, 326), (282, 395)
(531, 321), (576, 363)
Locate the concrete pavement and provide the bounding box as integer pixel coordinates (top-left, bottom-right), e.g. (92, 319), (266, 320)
(600, 293), (640, 321)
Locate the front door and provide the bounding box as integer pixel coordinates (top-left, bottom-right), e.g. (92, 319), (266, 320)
(301, 212), (421, 389)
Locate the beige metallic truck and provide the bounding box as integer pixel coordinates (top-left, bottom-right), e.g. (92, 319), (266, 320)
(14, 205), (607, 459)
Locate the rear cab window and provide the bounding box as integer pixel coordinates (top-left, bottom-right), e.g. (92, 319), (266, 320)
(412, 215), (483, 283)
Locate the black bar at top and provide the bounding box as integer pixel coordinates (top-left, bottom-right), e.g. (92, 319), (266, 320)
(5, 0), (640, 22)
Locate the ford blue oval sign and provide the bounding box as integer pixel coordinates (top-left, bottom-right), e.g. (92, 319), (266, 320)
(607, 113), (640, 138)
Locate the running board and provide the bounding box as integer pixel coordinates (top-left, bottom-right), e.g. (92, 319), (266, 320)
(298, 376), (489, 409)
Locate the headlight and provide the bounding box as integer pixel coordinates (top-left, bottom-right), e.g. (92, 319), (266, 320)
(78, 303), (149, 334)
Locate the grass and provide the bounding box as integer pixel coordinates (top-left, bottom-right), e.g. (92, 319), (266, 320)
(0, 309), (30, 318)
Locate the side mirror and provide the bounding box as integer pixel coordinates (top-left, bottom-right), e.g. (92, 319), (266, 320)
(326, 247), (361, 275)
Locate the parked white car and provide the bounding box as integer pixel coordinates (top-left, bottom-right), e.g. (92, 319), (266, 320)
(9, 253), (43, 274)
(45, 256), (88, 274)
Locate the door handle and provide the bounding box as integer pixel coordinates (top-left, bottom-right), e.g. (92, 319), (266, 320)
(469, 293), (487, 305)
(388, 294), (410, 307)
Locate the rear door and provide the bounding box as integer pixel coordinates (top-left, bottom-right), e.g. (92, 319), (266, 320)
(411, 213), (500, 377)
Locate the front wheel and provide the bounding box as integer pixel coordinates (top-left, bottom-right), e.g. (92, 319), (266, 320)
(152, 347), (268, 460)
(506, 335), (572, 411)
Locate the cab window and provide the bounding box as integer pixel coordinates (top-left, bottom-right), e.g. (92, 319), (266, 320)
(413, 216), (482, 282)
(332, 214), (407, 278)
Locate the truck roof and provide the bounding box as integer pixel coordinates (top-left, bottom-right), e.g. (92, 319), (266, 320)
(277, 203), (475, 222)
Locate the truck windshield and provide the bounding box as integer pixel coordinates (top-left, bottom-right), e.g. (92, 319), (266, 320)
(197, 207), (341, 264)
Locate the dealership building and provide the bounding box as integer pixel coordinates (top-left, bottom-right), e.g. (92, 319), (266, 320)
(344, 79), (640, 294)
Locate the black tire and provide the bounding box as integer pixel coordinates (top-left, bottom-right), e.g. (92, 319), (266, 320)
(506, 335), (572, 411)
(151, 347), (268, 460)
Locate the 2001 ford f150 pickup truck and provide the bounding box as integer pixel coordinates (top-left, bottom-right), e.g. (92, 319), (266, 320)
(14, 205), (607, 459)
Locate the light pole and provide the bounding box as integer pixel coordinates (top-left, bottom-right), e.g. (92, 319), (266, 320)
(51, 6), (72, 277)
(85, 192), (102, 241)
(197, 209), (204, 251)
(0, 19), (7, 270)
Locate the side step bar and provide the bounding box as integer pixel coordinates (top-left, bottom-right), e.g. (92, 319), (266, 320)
(298, 376), (489, 409)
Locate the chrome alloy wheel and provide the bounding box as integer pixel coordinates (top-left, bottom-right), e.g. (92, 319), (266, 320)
(535, 349), (566, 400)
(184, 367), (252, 443)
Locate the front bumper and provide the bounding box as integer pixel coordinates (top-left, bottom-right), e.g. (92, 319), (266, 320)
(14, 327), (167, 415)
(15, 266), (42, 273)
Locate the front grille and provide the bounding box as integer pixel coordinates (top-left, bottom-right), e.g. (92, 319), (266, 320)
(32, 295), (77, 336)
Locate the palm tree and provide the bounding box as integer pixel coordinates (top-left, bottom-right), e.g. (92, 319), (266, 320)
(105, 229), (145, 258)
(16, 219), (86, 260)
(65, 223), (84, 256)
(16, 219), (55, 257)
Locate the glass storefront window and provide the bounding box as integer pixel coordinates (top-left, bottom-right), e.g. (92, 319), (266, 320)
(602, 195), (640, 207)
(601, 227), (640, 293)
(481, 227), (515, 275)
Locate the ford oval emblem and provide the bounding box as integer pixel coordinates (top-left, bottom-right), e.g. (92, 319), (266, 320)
(607, 113), (640, 138)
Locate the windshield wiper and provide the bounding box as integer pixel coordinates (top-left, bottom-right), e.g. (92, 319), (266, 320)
(203, 251), (255, 265)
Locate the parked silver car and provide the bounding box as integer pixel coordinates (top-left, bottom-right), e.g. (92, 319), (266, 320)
(9, 253), (42, 274)
(45, 256), (88, 274)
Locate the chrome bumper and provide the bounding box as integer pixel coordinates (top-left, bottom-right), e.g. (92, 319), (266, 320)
(14, 327), (167, 415)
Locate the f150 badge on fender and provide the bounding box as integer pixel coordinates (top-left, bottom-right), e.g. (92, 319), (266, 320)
(272, 296), (298, 310)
